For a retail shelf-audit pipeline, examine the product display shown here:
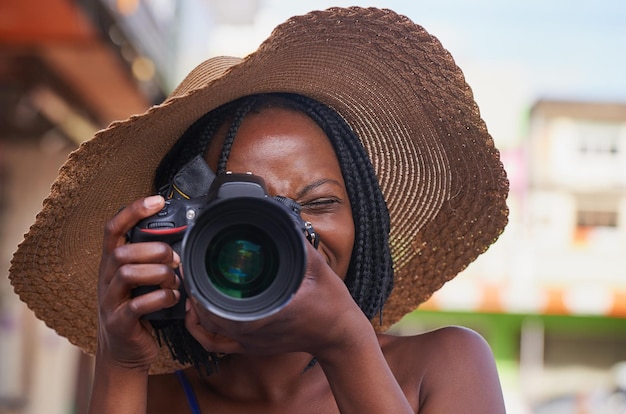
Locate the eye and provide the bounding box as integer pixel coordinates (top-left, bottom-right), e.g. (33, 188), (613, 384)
(300, 197), (341, 213)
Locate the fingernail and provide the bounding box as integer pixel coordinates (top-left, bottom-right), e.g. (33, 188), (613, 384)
(145, 195), (163, 208)
(185, 299), (191, 312)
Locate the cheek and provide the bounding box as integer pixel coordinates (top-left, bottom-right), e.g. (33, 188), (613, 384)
(313, 212), (355, 280)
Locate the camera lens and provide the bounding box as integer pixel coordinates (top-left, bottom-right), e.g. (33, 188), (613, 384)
(182, 195), (306, 321)
(205, 225), (279, 298)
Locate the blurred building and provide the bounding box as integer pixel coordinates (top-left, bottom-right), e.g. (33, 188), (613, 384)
(400, 99), (626, 413)
(524, 100), (626, 411)
(0, 0), (159, 413)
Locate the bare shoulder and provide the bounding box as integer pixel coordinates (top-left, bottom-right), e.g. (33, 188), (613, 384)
(379, 325), (496, 374)
(379, 326), (506, 413)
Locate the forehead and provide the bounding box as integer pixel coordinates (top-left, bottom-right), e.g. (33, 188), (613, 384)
(208, 106), (339, 168)
(208, 106), (344, 196)
(240, 106), (330, 146)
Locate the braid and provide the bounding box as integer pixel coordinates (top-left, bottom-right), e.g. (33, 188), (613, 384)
(152, 93), (393, 373)
(155, 114), (219, 191)
(285, 95), (393, 320)
(217, 96), (258, 174)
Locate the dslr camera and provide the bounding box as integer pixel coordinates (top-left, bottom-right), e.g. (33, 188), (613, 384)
(129, 155), (318, 322)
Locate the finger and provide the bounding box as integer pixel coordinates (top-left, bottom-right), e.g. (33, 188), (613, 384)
(99, 242), (178, 287)
(103, 263), (180, 308)
(103, 195), (164, 253)
(100, 286), (181, 339)
(125, 287), (181, 320)
(184, 302), (243, 354)
(113, 241), (179, 267)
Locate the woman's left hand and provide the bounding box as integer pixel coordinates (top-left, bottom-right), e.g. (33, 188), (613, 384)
(183, 240), (372, 357)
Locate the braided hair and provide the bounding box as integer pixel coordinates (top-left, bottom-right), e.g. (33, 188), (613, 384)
(153, 93), (393, 373)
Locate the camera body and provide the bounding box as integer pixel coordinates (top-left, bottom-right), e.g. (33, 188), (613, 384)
(129, 157), (316, 322)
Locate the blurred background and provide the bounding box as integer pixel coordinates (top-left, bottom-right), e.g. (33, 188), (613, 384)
(1, 0), (625, 413)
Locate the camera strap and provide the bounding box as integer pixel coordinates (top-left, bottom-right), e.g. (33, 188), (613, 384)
(167, 155), (217, 200)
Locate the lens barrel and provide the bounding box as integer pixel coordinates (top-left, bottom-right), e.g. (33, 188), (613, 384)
(182, 195), (307, 321)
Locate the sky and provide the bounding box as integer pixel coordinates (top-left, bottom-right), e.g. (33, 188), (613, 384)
(260, 0), (626, 99)
(168, 0), (626, 147)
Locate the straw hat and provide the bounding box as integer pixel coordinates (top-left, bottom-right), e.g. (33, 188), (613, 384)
(9, 6), (508, 373)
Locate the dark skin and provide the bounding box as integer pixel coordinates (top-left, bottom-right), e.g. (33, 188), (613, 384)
(90, 107), (506, 413)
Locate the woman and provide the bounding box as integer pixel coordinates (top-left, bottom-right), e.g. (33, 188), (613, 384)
(10, 7), (509, 413)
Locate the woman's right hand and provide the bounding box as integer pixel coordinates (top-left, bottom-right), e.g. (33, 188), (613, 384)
(95, 195), (181, 371)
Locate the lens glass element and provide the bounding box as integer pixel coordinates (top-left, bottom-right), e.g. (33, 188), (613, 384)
(205, 225), (278, 298)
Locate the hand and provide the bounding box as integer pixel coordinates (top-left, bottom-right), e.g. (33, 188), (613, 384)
(96, 195), (181, 370)
(184, 240), (373, 358)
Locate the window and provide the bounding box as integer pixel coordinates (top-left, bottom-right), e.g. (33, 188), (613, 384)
(575, 194), (619, 228)
(577, 121), (621, 158)
(576, 210), (618, 228)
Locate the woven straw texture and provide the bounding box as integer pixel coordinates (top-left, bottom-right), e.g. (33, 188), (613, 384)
(9, 7), (508, 374)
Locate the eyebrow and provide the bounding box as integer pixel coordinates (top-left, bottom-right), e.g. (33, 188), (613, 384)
(296, 178), (343, 198)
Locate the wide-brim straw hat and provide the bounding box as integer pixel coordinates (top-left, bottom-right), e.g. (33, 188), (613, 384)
(10, 6), (508, 374)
